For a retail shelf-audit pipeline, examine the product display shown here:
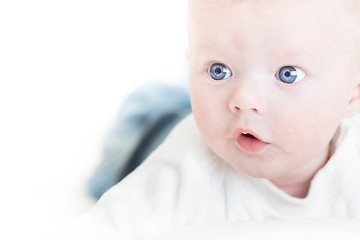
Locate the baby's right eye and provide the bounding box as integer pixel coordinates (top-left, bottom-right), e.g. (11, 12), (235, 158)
(208, 63), (232, 80)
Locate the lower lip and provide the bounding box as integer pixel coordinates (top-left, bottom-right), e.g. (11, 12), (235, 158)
(235, 134), (269, 153)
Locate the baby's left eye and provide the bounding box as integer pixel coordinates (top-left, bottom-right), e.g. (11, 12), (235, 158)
(276, 66), (306, 84)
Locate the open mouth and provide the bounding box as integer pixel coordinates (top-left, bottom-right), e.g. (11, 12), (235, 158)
(233, 129), (269, 153)
(242, 133), (257, 139)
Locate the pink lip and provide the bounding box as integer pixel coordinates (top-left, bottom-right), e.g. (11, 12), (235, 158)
(232, 128), (269, 153)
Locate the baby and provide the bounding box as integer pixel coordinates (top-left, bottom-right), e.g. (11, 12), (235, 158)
(187, 0), (360, 198)
(56, 0), (360, 239)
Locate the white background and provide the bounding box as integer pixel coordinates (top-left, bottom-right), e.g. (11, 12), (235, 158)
(0, 0), (188, 239)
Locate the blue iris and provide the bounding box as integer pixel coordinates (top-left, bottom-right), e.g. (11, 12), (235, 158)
(209, 63), (232, 80)
(278, 66), (306, 84)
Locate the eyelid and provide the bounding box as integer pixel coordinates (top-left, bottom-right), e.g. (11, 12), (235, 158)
(203, 61), (228, 72)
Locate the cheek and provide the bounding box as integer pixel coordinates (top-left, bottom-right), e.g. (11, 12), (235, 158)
(190, 80), (229, 148)
(275, 94), (342, 153)
(190, 84), (212, 123)
(190, 75), (221, 123)
(191, 93), (222, 136)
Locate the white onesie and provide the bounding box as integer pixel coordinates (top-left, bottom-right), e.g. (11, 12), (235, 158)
(55, 113), (360, 240)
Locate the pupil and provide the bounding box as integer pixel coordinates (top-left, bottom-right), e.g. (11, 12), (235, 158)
(215, 67), (222, 75)
(278, 66), (297, 84)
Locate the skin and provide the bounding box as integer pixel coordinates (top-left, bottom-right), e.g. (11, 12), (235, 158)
(187, 0), (360, 198)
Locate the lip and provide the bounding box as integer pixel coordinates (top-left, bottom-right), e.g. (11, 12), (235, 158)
(232, 128), (269, 153)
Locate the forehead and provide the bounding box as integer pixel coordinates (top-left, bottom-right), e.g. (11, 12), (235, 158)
(188, 0), (359, 60)
(188, 0), (349, 36)
(188, 0), (359, 13)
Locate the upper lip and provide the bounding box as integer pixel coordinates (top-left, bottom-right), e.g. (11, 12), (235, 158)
(232, 128), (267, 143)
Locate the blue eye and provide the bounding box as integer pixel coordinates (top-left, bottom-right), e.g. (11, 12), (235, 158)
(208, 63), (232, 80)
(277, 66), (306, 84)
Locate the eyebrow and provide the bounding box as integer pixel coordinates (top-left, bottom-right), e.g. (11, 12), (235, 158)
(193, 41), (217, 51)
(278, 50), (313, 58)
(273, 49), (315, 64)
(196, 41), (313, 60)
(192, 36), (316, 68)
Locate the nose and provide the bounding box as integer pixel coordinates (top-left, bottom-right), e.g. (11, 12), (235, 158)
(228, 78), (266, 114)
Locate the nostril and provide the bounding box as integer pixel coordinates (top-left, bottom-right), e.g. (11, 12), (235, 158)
(233, 106), (258, 113)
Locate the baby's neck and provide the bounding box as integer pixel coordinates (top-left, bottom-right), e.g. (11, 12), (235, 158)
(271, 143), (333, 199)
(275, 179), (312, 198)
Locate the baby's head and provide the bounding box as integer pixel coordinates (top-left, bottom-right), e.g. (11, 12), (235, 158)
(186, 0), (360, 196)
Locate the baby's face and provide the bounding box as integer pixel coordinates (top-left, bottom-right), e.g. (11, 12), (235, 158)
(187, 0), (360, 185)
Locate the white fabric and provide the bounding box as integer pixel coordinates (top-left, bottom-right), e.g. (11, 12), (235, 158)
(54, 113), (360, 240)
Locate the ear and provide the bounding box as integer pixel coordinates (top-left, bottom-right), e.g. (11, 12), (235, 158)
(344, 81), (360, 117)
(185, 48), (190, 61)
